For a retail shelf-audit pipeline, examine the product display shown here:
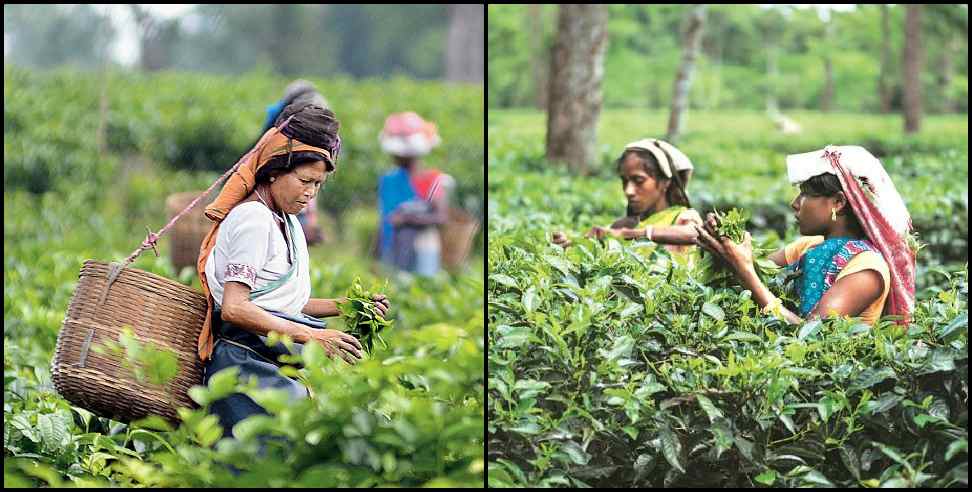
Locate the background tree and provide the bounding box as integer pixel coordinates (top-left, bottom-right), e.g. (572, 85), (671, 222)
(445, 5), (484, 83)
(527, 4), (550, 110)
(879, 4), (893, 113)
(3, 5), (116, 70)
(488, 5), (968, 115)
(818, 9), (836, 113)
(545, 4), (609, 175)
(667, 5), (706, 143)
(130, 5), (181, 72)
(903, 4), (923, 133)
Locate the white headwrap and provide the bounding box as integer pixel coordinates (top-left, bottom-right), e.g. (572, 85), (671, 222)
(379, 112), (441, 158)
(786, 145), (911, 236)
(624, 139), (695, 182)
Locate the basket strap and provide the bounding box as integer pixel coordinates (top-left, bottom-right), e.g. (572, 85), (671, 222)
(78, 328), (96, 368)
(117, 116), (298, 270)
(98, 262), (125, 306)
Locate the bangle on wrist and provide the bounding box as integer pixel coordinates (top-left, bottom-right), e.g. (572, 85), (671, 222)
(645, 225), (654, 241)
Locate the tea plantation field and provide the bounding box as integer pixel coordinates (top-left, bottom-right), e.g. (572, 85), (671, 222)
(4, 67), (485, 487)
(487, 109), (968, 487)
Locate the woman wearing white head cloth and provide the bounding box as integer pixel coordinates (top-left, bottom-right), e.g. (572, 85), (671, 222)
(695, 145), (917, 326)
(552, 138), (704, 262)
(377, 112), (454, 276)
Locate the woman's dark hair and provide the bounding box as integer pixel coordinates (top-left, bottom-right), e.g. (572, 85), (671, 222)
(799, 173), (863, 228)
(616, 149), (692, 212)
(256, 103), (340, 183)
(799, 173), (844, 197)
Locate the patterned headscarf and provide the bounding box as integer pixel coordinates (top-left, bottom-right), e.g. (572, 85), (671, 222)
(786, 145), (916, 324)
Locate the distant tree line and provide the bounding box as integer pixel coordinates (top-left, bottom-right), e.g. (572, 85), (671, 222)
(489, 4), (967, 113)
(3, 4), (483, 82)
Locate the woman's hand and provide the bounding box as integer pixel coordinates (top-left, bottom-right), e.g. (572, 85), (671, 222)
(586, 226), (624, 240)
(337, 294), (391, 318)
(371, 294), (390, 318)
(305, 327), (364, 364)
(694, 213), (755, 275)
(551, 231), (572, 248)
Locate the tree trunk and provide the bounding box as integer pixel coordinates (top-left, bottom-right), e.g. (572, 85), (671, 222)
(269, 5), (302, 76)
(528, 4), (548, 109)
(879, 4), (893, 113)
(766, 44), (779, 117)
(821, 58), (834, 112)
(445, 5), (485, 83)
(667, 5), (706, 144)
(130, 5), (160, 71)
(96, 6), (112, 156)
(903, 5), (922, 134)
(939, 36), (956, 113)
(545, 5), (608, 175)
(820, 17), (835, 113)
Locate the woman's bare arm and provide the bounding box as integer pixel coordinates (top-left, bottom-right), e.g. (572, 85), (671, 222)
(768, 248), (787, 267)
(222, 281), (312, 343)
(302, 297), (345, 318)
(810, 270), (884, 319)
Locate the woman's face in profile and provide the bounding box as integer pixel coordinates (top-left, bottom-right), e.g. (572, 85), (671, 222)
(273, 160), (329, 214)
(619, 153), (667, 217)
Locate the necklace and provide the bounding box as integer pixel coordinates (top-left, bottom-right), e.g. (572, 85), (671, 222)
(254, 188), (285, 224)
(254, 187), (293, 264)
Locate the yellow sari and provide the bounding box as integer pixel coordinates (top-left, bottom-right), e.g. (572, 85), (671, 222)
(630, 206), (701, 266)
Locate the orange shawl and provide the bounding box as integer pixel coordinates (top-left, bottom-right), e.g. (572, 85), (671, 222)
(195, 125), (332, 362)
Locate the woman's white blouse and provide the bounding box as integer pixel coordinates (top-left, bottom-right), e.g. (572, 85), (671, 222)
(205, 201), (310, 315)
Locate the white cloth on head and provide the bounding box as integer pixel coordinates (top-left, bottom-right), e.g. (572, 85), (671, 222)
(623, 138), (694, 180)
(786, 145), (911, 235)
(204, 202), (310, 315)
(380, 132), (441, 158)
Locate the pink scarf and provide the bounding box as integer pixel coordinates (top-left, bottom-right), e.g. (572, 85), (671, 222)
(822, 148), (915, 325)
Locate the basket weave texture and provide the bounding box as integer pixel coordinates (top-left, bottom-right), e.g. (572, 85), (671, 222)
(165, 191), (212, 273)
(440, 207), (480, 269)
(52, 260), (208, 423)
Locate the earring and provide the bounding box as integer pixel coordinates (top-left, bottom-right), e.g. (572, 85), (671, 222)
(831, 208), (837, 222)
(270, 177), (276, 183)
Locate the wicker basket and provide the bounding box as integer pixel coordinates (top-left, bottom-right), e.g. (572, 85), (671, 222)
(440, 207), (480, 269)
(165, 191), (213, 273)
(52, 260), (208, 423)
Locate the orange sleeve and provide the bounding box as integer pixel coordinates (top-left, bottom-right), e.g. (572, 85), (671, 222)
(783, 236), (825, 266)
(835, 251), (891, 325)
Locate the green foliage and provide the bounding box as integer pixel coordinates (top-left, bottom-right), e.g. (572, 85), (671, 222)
(489, 4), (969, 112)
(339, 277), (394, 354)
(712, 208), (749, 244)
(4, 66), (485, 227)
(4, 67), (484, 486)
(4, 5), (457, 80)
(488, 109), (968, 270)
(91, 327), (181, 387)
(488, 228), (968, 487)
(488, 108), (968, 487)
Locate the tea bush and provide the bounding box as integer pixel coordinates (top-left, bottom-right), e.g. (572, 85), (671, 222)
(4, 65), (485, 225)
(3, 67), (485, 486)
(4, 181), (485, 487)
(488, 233), (966, 487)
(487, 109), (968, 487)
